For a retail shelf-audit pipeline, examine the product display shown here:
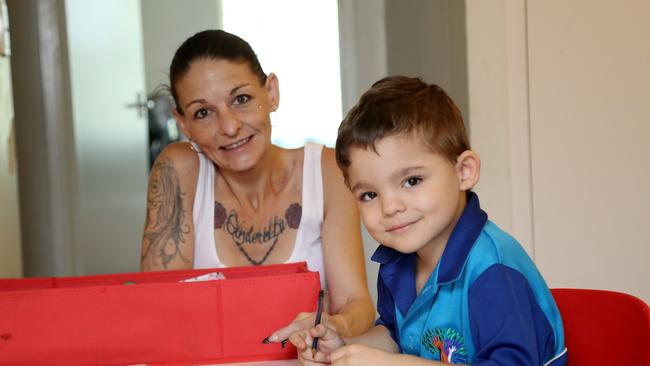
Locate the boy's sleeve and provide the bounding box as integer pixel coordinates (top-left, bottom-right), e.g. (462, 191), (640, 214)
(468, 264), (558, 366)
(375, 273), (399, 346)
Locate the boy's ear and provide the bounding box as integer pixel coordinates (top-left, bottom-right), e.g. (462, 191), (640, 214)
(455, 150), (481, 191)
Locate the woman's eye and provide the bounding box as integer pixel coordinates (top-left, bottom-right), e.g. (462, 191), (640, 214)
(193, 108), (209, 119)
(233, 94), (251, 105)
(404, 176), (423, 188)
(360, 191), (377, 201)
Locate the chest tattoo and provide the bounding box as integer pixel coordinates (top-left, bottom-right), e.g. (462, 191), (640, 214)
(214, 201), (302, 265)
(224, 211), (286, 245)
(285, 203), (302, 229)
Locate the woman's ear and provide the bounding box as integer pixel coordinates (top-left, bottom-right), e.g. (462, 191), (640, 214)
(266, 73), (280, 111)
(172, 109), (191, 139)
(455, 150), (481, 191)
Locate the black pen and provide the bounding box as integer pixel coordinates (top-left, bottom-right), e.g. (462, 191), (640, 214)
(311, 289), (325, 358)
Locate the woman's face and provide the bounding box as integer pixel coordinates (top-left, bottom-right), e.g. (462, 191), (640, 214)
(173, 58), (279, 172)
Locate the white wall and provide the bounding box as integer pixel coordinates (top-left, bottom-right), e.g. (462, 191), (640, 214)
(140, 0), (220, 95)
(526, 0), (650, 302)
(466, 0), (534, 253)
(384, 0), (469, 120)
(466, 0), (650, 303)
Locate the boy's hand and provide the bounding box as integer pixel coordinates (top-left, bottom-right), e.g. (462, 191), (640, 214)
(329, 344), (397, 366)
(288, 324), (345, 365)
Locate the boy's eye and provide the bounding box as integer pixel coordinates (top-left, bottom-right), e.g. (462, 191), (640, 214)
(193, 108), (209, 119)
(233, 94), (251, 105)
(359, 191), (377, 201)
(404, 176), (422, 188)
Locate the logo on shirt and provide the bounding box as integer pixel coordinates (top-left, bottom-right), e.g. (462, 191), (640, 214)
(422, 327), (468, 364)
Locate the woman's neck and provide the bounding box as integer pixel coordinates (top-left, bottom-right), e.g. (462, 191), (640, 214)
(217, 145), (295, 211)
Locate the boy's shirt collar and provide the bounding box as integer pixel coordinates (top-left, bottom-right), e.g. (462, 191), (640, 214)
(371, 191), (488, 315)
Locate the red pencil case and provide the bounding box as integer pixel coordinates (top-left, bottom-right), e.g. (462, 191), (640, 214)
(0, 262), (320, 365)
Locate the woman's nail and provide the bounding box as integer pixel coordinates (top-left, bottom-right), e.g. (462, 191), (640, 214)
(269, 334), (279, 342)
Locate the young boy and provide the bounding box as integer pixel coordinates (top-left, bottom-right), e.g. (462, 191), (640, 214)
(289, 76), (567, 365)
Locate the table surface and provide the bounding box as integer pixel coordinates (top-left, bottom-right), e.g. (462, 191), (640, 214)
(129, 359), (298, 366)
(208, 360), (298, 366)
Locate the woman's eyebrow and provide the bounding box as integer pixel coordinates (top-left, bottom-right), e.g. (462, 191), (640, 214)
(183, 83), (252, 109)
(184, 98), (207, 109)
(229, 83), (251, 96)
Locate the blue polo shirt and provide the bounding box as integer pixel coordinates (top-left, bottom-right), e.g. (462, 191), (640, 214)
(373, 192), (567, 365)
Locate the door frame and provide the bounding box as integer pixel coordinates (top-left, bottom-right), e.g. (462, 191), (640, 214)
(8, 0), (76, 276)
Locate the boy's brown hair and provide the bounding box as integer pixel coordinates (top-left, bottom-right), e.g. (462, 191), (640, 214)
(335, 76), (470, 175)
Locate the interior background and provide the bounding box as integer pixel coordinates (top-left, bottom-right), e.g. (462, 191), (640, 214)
(1, 0), (648, 304)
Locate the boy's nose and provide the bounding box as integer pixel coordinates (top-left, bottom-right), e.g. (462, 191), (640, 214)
(381, 195), (406, 218)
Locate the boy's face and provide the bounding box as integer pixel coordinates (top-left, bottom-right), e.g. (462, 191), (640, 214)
(346, 134), (471, 256)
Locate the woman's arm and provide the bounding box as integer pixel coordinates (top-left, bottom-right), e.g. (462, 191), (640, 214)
(265, 147), (375, 342)
(140, 142), (198, 271)
(319, 147), (375, 336)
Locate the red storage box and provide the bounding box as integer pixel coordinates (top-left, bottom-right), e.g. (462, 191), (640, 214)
(0, 262), (320, 365)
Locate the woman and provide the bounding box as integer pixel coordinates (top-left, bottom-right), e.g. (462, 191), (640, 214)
(140, 29), (374, 340)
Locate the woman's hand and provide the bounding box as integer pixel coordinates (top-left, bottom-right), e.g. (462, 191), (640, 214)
(288, 324), (345, 365)
(266, 311), (335, 345)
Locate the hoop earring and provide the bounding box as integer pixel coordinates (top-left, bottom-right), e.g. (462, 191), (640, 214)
(270, 109), (279, 127)
(189, 138), (197, 152)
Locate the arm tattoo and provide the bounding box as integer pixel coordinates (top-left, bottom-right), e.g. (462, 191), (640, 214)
(214, 201), (302, 265)
(142, 157), (190, 268)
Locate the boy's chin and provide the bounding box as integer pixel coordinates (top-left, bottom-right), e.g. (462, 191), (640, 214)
(381, 241), (424, 254)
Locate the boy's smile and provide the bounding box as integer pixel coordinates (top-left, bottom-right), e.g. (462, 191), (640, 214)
(386, 218), (422, 232)
(347, 133), (472, 260)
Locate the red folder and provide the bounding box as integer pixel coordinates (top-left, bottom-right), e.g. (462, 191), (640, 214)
(0, 262), (320, 365)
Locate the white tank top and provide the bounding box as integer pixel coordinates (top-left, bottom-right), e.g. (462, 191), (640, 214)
(192, 142), (326, 288)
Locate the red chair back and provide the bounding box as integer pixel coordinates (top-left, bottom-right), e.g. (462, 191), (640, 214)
(551, 288), (650, 365)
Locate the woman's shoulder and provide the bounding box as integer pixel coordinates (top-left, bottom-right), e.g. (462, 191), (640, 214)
(319, 146), (341, 181)
(154, 141), (200, 175)
(278, 144), (341, 187)
(318, 146), (353, 212)
(293, 144), (338, 180)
